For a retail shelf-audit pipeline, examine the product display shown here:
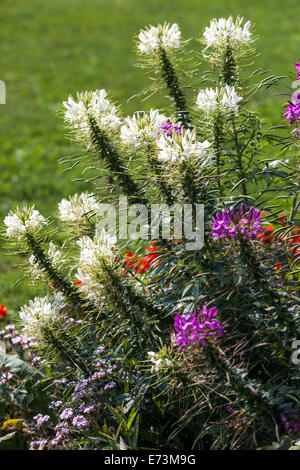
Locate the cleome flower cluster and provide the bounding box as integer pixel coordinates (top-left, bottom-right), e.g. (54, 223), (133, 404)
(1, 16), (299, 451)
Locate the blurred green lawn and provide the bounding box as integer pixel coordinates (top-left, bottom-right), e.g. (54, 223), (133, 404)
(0, 0), (299, 315)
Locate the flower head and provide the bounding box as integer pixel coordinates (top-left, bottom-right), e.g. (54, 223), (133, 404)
(19, 296), (60, 338)
(147, 350), (173, 372)
(4, 207), (46, 240)
(174, 305), (223, 348)
(156, 128), (212, 165)
(0, 305), (7, 320)
(63, 89), (121, 140)
(295, 59), (300, 80)
(196, 86), (242, 115)
(211, 203), (263, 240)
(203, 17), (251, 49)
(72, 415), (89, 429)
(120, 109), (167, 148)
(58, 193), (100, 223)
(77, 229), (116, 267)
(285, 93), (300, 125)
(159, 119), (183, 137)
(138, 23), (181, 54)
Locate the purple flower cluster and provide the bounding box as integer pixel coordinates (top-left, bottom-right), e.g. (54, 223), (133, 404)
(211, 203), (263, 240)
(295, 59), (300, 81)
(30, 353), (118, 450)
(285, 93), (300, 125)
(0, 324), (45, 367)
(159, 119), (182, 137)
(280, 412), (300, 435)
(174, 305), (224, 348)
(33, 414), (50, 428)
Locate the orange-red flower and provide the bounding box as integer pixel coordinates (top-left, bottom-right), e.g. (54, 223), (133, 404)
(257, 225), (274, 245)
(0, 305), (8, 320)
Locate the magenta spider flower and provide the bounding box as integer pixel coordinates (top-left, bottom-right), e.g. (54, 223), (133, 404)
(211, 203), (263, 240)
(295, 59), (300, 80)
(159, 119), (182, 137)
(174, 305), (223, 348)
(285, 93), (300, 125)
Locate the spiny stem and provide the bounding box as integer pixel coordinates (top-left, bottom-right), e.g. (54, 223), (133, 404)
(42, 326), (90, 376)
(147, 148), (174, 205)
(220, 44), (237, 86)
(100, 257), (163, 321)
(26, 233), (95, 316)
(239, 238), (297, 331)
(232, 118), (248, 195)
(88, 116), (148, 206)
(159, 47), (191, 128)
(213, 114), (224, 197)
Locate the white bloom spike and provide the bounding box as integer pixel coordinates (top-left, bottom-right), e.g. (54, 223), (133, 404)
(77, 229), (116, 267)
(58, 193), (100, 223)
(196, 86), (242, 115)
(19, 296), (60, 338)
(156, 129), (212, 166)
(120, 109), (167, 148)
(203, 17), (251, 48)
(138, 23), (182, 54)
(4, 207), (47, 240)
(63, 89), (121, 137)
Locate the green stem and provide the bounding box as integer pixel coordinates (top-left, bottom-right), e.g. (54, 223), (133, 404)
(26, 233), (95, 316)
(147, 148), (174, 205)
(213, 114), (224, 197)
(88, 116), (148, 206)
(159, 47), (191, 128)
(220, 44), (237, 86)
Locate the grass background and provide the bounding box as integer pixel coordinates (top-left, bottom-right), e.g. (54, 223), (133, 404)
(0, 0), (299, 315)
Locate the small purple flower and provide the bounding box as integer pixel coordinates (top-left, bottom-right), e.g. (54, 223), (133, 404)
(211, 203), (263, 240)
(49, 400), (63, 409)
(91, 370), (106, 381)
(159, 119), (183, 137)
(174, 305), (223, 348)
(72, 415), (89, 429)
(33, 414), (50, 428)
(83, 405), (96, 414)
(31, 439), (48, 449)
(93, 346), (105, 355)
(104, 381), (116, 390)
(60, 408), (73, 420)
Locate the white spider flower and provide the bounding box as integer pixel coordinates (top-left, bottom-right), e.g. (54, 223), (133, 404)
(4, 207), (47, 240)
(147, 351), (173, 372)
(63, 89), (121, 137)
(120, 109), (167, 148)
(87, 89), (121, 130)
(58, 193), (100, 223)
(156, 129), (212, 166)
(203, 17), (251, 49)
(29, 242), (64, 280)
(138, 23), (182, 54)
(19, 296), (60, 338)
(75, 268), (104, 304)
(63, 95), (89, 130)
(196, 86), (242, 115)
(77, 229), (116, 267)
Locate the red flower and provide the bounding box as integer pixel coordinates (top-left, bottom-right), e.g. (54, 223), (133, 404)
(123, 243), (162, 275)
(278, 213), (287, 226)
(0, 305), (7, 320)
(258, 225), (274, 245)
(75, 280), (84, 286)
